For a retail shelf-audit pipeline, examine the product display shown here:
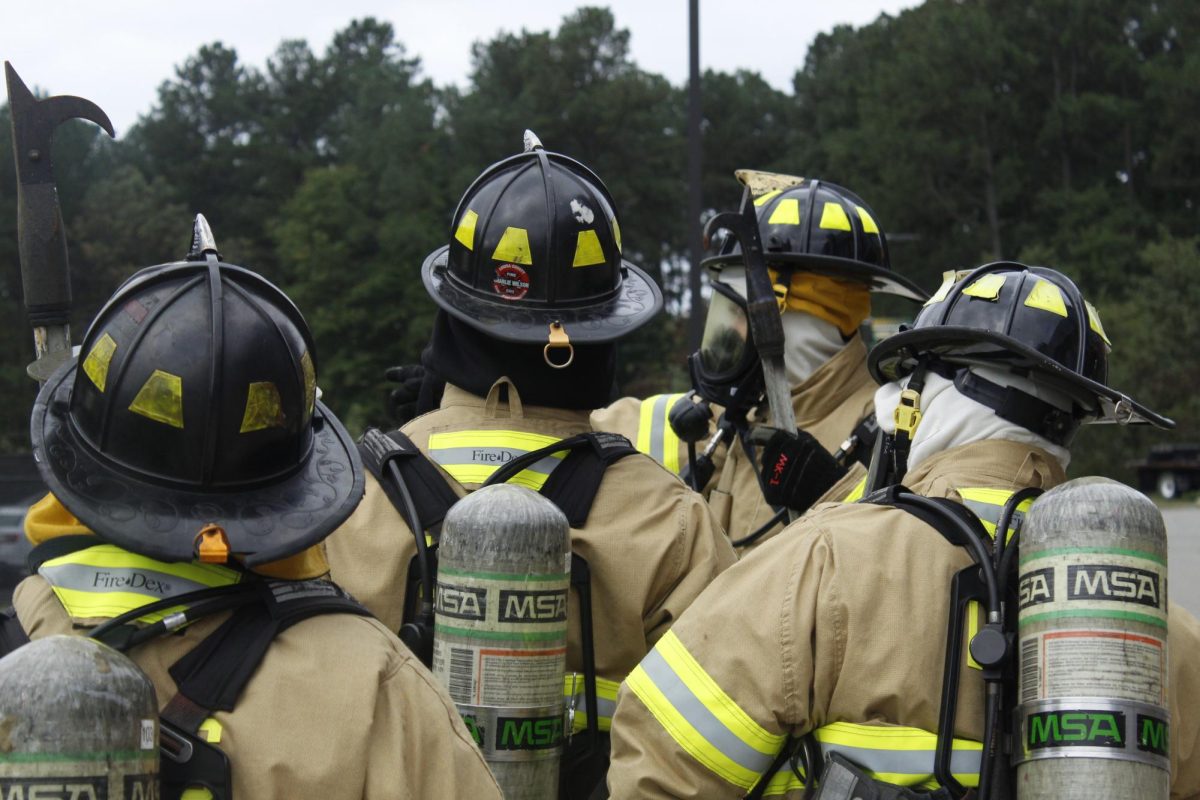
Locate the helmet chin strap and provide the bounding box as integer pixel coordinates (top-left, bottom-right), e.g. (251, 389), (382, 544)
(889, 358), (930, 483)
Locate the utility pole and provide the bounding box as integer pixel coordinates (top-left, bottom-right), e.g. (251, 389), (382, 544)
(687, 0), (704, 349)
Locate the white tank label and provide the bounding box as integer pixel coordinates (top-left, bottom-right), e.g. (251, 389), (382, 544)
(1020, 629), (1166, 705)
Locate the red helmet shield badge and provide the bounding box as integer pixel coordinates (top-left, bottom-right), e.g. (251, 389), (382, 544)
(493, 264), (531, 300)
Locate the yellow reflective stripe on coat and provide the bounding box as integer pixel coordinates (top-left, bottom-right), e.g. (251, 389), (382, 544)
(563, 673), (621, 732)
(635, 393), (686, 474)
(38, 544), (241, 622)
(842, 476), (868, 503)
(759, 723), (982, 795)
(427, 430), (566, 489)
(956, 487), (1033, 543)
(626, 630), (786, 790)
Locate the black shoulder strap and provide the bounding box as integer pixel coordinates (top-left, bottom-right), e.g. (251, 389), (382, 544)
(359, 427), (459, 536)
(0, 606), (30, 657)
(26, 534), (105, 572)
(162, 579), (368, 729)
(484, 432), (638, 527)
(861, 485), (989, 548)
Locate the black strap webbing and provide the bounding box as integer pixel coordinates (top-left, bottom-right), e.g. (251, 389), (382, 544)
(485, 432), (637, 527)
(359, 428), (459, 536)
(166, 580), (368, 722)
(953, 370), (1078, 445)
(861, 486), (989, 549)
(26, 534), (105, 572)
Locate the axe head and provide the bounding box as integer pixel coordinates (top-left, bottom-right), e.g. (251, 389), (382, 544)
(6, 62), (115, 186)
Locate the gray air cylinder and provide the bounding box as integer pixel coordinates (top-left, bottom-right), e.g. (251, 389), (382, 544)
(1016, 477), (1169, 799)
(0, 634), (159, 799)
(432, 484), (571, 799)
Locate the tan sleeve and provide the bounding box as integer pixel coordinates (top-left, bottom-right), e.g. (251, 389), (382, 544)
(642, 490), (737, 647)
(1170, 602), (1200, 800)
(365, 655), (502, 800)
(609, 525), (838, 799)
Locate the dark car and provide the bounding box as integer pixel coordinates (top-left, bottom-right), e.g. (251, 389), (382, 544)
(0, 454), (44, 605)
(1131, 443), (1200, 500)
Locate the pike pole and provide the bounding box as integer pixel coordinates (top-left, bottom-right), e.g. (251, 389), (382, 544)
(5, 62), (114, 383)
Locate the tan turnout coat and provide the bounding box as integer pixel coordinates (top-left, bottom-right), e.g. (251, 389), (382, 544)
(324, 379), (737, 688)
(13, 570), (502, 800)
(608, 440), (1200, 799)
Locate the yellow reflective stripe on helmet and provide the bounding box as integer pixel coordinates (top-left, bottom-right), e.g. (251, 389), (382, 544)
(856, 205), (880, 235)
(492, 226), (533, 265)
(963, 273), (1006, 301)
(454, 209), (478, 250)
(635, 393), (686, 474)
(240, 381), (286, 433)
(818, 202), (851, 231)
(563, 673), (621, 732)
(754, 189), (783, 207)
(573, 229), (606, 267)
(924, 270), (958, 307)
(38, 544), (241, 622)
(1024, 279), (1068, 318)
(129, 369), (184, 428)
(626, 630), (785, 790)
(842, 476), (867, 503)
(1085, 300), (1112, 345)
(83, 333), (118, 392)
(180, 789), (214, 800)
(611, 217), (622, 252)
(427, 430), (566, 490)
(768, 198), (802, 226)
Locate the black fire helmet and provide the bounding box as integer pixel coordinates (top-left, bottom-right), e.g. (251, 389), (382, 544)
(422, 131), (663, 351)
(30, 216), (363, 566)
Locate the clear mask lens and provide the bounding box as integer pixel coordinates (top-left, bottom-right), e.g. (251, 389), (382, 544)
(699, 286), (751, 377)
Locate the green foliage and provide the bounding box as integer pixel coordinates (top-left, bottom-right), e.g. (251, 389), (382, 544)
(0, 3), (1196, 478)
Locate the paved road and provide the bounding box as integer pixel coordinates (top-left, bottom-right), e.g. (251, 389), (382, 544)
(1164, 504), (1200, 619)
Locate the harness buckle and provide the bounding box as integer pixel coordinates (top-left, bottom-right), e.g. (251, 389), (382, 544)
(894, 388), (923, 437)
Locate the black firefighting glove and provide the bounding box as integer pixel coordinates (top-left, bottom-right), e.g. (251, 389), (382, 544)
(758, 427), (848, 513)
(385, 364), (426, 425)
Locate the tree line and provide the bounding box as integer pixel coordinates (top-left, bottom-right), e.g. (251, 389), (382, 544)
(1, 1), (1196, 481)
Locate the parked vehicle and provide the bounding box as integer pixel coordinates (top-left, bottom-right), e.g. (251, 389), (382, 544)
(1131, 443), (1200, 500)
(0, 454), (44, 604)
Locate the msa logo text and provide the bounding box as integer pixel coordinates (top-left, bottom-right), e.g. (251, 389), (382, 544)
(1019, 567), (1054, 609)
(1027, 710), (1125, 750)
(434, 584), (487, 621)
(0, 777), (108, 800)
(497, 715), (564, 750)
(499, 589), (568, 623)
(1067, 565), (1160, 608)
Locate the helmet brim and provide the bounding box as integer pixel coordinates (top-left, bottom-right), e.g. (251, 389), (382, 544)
(868, 326), (1174, 429)
(30, 359), (365, 566)
(702, 253), (928, 303)
(422, 246), (664, 344)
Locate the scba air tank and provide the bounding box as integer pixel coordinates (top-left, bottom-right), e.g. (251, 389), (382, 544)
(432, 483), (571, 800)
(1016, 477), (1169, 799)
(0, 635), (159, 799)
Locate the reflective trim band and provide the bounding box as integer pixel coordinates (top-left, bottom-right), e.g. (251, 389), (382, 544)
(428, 430), (566, 489)
(626, 631), (784, 789)
(813, 722), (981, 789)
(38, 544), (241, 622)
(957, 487), (1034, 542)
(563, 673), (621, 732)
(842, 476), (867, 503)
(636, 394), (686, 474)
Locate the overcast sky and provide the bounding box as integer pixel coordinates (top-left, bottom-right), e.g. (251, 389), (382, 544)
(2, 1), (917, 135)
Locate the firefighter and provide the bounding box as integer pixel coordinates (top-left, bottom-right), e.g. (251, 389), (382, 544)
(594, 177), (928, 549)
(2, 222), (502, 799)
(322, 133), (736, 796)
(607, 263), (1200, 799)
